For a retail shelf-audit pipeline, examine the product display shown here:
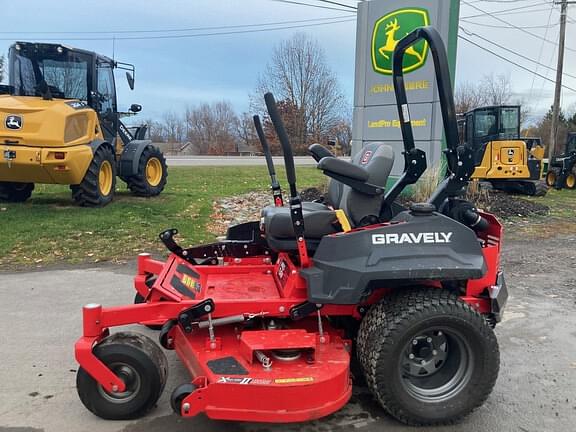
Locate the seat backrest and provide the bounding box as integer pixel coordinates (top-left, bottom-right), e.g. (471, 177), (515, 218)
(339, 143), (394, 226)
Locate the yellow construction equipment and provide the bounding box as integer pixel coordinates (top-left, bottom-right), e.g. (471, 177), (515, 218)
(459, 105), (547, 196)
(0, 42), (167, 206)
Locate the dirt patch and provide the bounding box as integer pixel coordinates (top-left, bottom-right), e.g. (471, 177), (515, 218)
(478, 191), (550, 219)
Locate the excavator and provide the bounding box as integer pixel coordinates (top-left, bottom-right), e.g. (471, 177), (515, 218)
(459, 105), (547, 196)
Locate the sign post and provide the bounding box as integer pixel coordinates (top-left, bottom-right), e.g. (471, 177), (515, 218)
(352, 0), (460, 177)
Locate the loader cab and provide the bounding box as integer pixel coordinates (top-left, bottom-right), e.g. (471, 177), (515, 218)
(8, 42), (136, 147)
(567, 133), (576, 155)
(463, 105), (520, 164)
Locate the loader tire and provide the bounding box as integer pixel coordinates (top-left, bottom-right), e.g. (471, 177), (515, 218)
(71, 145), (116, 207)
(357, 288), (499, 426)
(566, 173), (576, 189)
(0, 182), (34, 202)
(546, 169), (558, 187)
(125, 146), (167, 197)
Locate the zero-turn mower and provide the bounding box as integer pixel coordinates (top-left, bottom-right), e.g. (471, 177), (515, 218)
(546, 132), (576, 190)
(0, 42), (167, 206)
(74, 27), (507, 426)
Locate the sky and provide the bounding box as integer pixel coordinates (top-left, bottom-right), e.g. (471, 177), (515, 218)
(0, 0), (575, 125)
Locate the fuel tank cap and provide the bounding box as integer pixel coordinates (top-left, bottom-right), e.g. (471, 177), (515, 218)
(410, 202), (436, 215)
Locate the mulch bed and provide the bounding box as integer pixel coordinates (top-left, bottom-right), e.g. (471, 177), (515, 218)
(206, 187), (550, 236)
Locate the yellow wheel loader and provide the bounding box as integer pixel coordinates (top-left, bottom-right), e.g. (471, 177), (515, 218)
(0, 42), (167, 206)
(459, 105), (547, 196)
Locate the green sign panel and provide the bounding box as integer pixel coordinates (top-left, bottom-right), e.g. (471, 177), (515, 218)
(371, 8), (430, 76)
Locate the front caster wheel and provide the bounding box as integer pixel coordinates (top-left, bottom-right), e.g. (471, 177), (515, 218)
(357, 288), (499, 426)
(76, 332), (168, 420)
(171, 383), (197, 416)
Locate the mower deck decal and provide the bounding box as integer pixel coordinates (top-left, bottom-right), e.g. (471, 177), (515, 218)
(170, 275), (195, 299)
(177, 263), (200, 279)
(207, 356), (249, 375)
(275, 377), (314, 384)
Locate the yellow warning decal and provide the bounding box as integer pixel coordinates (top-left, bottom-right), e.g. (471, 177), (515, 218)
(274, 377), (314, 384)
(181, 275), (198, 290)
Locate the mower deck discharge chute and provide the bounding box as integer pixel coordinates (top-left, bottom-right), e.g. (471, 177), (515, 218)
(74, 27), (507, 426)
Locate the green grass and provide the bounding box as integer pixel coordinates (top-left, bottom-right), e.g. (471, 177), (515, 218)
(0, 166), (326, 270)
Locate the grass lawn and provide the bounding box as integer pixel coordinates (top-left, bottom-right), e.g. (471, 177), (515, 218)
(0, 166), (326, 270)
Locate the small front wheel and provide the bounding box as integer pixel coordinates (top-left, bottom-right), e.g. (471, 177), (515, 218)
(76, 332), (168, 420)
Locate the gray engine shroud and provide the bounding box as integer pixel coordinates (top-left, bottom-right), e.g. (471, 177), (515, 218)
(300, 210), (487, 304)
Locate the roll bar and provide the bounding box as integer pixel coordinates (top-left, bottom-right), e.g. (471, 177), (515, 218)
(388, 26), (476, 209)
(253, 115), (283, 207)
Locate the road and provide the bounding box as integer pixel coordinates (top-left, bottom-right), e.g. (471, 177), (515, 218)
(166, 155), (320, 167)
(0, 235), (575, 432)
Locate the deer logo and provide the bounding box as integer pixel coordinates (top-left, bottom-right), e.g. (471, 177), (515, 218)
(371, 8), (430, 76)
(5, 115), (23, 130)
(379, 18), (424, 62)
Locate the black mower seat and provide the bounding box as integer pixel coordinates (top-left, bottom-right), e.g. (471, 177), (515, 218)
(261, 142), (395, 252)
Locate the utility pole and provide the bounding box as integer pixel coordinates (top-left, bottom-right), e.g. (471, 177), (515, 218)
(548, 0), (573, 161)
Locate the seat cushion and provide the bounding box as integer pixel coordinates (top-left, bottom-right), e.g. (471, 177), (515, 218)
(262, 205), (339, 240)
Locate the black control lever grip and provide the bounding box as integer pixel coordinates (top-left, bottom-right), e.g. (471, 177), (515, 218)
(264, 92), (297, 196)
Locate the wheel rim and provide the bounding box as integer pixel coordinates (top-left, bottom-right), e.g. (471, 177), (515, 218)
(97, 362), (142, 404)
(567, 174), (575, 188)
(546, 172), (556, 186)
(145, 158), (163, 187)
(99, 160), (113, 196)
(399, 328), (473, 403)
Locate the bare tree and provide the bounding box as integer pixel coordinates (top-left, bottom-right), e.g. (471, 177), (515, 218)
(252, 33), (346, 154)
(236, 112), (259, 154)
(185, 101), (239, 155)
(455, 74), (513, 114)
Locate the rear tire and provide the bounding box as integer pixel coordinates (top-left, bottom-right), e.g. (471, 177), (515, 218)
(76, 332), (167, 420)
(0, 182), (34, 202)
(71, 145), (116, 207)
(125, 145), (167, 197)
(357, 288), (499, 426)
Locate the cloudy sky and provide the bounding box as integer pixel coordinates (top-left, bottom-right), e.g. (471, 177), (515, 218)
(1, 0), (574, 124)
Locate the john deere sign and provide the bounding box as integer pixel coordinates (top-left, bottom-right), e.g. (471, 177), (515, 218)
(352, 0), (460, 177)
(371, 8), (430, 75)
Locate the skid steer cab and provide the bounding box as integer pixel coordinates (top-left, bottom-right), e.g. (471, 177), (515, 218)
(74, 27), (507, 427)
(0, 42), (167, 206)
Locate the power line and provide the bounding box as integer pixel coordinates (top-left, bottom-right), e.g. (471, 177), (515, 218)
(528, 5), (555, 101)
(458, 34), (576, 92)
(313, 0), (357, 10)
(461, 3), (553, 19)
(460, 18), (558, 29)
(0, 18), (356, 41)
(459, 26), (576, 80)
(0, 15), (356, 35)
(270, 0), (355, 12)
(461, 0), (576, 53)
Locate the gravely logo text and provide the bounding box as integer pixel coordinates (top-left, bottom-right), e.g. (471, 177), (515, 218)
(372, 232), (453, 245)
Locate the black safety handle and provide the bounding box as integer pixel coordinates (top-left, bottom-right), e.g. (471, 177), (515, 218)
(264, 92), (297, 197)
(253, 114), (284, 206)
(392, 26), (460, 172)
(253, 115), (276, 178)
